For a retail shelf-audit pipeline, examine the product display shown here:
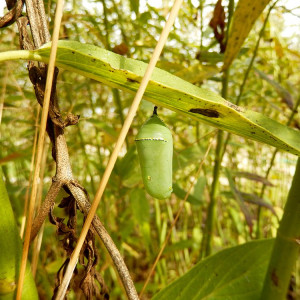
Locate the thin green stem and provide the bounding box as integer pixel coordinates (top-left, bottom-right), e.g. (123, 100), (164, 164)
(260, 157), (300, 299)
(111, 0), (129, 46)
(100, 0), (110, 50)
(199, 0), (204, 51)
(78, 126), (96, 195)
(0, 49), (40, 63)
(235, 2), (277, 106)
(100, 0), (128, 148)
(226, 0), (235, 44)
(200, 0), (233, 257)
(202, 130), (224, 257)
(112, 88), (129, 148)
(201, 69), (229, 257)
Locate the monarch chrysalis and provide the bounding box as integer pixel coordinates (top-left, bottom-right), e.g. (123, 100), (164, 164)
(135, 107), (173, 199)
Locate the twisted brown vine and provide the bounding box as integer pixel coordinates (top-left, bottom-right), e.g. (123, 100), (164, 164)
(2, 0), (138, 299)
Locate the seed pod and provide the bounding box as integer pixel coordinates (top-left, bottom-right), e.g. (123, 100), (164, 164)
(135, 107), (173, 199)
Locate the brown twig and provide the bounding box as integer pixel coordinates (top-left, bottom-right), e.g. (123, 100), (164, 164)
(67, 182), (138, 300)
(0, 0), (24, 28)
(30, 180), (62, 242)
(16, 0), (64, 297)
(24, 0), (47, 47)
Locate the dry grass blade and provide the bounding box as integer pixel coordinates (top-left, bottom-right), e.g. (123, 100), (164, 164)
(20, 105), (40, 238)
(0, 64), (9, 127)
(139, 136), (215, 298)
(54, 0), (183, 299)
(31, 142), (49, 277)
(16, 0), (64, 298)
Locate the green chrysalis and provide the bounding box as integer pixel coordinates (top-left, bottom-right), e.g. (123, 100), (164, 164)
(135, 107), (173, 199)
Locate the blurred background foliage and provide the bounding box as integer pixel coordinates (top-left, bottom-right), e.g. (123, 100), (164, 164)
(0, 0), (299, 298)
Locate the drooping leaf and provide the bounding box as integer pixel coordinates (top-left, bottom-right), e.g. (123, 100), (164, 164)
(153, 239), (274, 300)
(225, 169), (253, 233)
(233, 171), (274, 186)
(255, 68), (294, 110)
(222, 190), (277, 217)
(0, 152), (23, 165)
(240, 192), (277, 216)
(1, 40), (300, 156)
(223, 0), (271, 70)
(209, 0), (226, 52)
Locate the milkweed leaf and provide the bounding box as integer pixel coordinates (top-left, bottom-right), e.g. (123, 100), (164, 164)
(223, 0), (271, 70)
(1, 40), (300, 155)
(152, 239), (274, 300)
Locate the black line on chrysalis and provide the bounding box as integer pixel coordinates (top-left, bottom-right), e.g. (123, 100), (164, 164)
(189, 108), (220, 118)
(153, 106), (158, 115)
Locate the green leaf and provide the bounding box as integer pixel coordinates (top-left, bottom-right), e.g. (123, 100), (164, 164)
(239, 192), (277, 216)
(129, 189), (151, 247)
(115, 146), (141, 187)
(254, 68), (294, 110)
(129, 0), (139, 16)
(85, 118), (118, 137)
(223, 0), (271, 70)
(153, 239), (274, 300)
(0, 168), (38, 299)
(233, 170), (274, 186)
(1, 40), (300, 156)
(164, 239), (194, 254)
(193, 176), (206, 202)
(225, 169), (253, 232)
(174, 145), (203, 172)
(172, 184), (202, 206)
(130, 189), (149, 224)
(174, 64), (219, 83)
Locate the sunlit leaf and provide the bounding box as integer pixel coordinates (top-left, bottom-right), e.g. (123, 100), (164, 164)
(0, 168), (38, 299)
(153, 239), (274, 300)
(223, 0), (271, 70)
(1, 40), (300, 156)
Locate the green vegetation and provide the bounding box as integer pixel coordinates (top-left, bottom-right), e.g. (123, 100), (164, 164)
(0, 0), (299, 299)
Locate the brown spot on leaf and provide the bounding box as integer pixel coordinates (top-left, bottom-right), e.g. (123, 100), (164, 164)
(189, 108), (220, 118)
(271, 269), (279, 286)
(127, 78), (139, 83)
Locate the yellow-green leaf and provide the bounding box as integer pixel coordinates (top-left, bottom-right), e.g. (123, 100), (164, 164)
(1, 40), (300, 156)
(223, 0), (271, 70)
(153, 239), (274, 300)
